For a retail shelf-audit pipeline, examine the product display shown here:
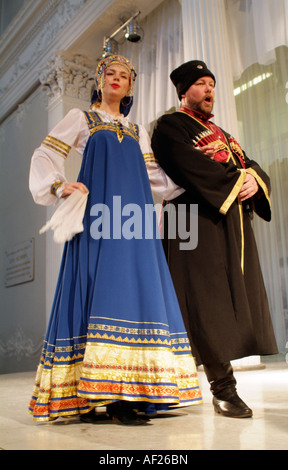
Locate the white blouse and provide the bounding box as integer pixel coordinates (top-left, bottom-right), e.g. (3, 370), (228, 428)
(29, 108), (184, 206)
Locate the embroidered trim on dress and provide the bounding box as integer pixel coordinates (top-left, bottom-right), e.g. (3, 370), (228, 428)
(42, 135), (71, 158)
(83, 111), (140, 143)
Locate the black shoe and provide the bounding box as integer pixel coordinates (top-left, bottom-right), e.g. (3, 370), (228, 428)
(213, 394), (253, 418)
(80, 409), (111, 423)
(107, 402), (150, 426)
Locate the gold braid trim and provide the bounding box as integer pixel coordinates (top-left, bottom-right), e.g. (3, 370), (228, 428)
(50, 181), (63, 195)
(219, 169), (246, 215)
(246, 167), (271, 207)
(42, 135), (71, 159)
(143, 153), (158, 163)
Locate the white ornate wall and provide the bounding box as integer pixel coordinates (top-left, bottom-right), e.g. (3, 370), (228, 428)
(0, 87), (48, 373)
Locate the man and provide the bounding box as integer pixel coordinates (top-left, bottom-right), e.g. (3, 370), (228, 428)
(151, 60), (278, 418)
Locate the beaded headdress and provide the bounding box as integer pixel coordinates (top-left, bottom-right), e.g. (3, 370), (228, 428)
(95, 55), (137, 89)
(92, 55), (137, 116)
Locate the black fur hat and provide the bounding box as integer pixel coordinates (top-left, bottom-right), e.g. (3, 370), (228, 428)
(170, 60), (216, 99)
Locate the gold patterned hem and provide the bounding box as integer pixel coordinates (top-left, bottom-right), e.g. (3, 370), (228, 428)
(28, 339), (202, 421)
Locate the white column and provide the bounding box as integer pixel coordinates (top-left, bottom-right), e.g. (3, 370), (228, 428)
(181, 0), (261, 369)
(181, 0), (239, 139)
(39, 51), (95, 324)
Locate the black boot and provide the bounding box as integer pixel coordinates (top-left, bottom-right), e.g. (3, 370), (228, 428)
(203, 362), (252, 418)
(107, 401), (150, 426)
(80, 408), (110, 423)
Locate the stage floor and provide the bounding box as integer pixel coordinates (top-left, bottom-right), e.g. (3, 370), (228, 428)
(1, 356), (287, 451)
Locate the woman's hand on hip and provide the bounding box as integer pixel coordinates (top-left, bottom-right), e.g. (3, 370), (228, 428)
(61, 182), (88, 198)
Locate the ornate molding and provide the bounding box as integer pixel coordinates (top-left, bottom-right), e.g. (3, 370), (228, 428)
(39, 51), (95, 102)
(0, 326), (43, 362)
(0, 0), (94, 122)
(0, 0), (88, 78)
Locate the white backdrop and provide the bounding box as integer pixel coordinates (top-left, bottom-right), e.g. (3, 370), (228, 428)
(120, 0), (184, 127)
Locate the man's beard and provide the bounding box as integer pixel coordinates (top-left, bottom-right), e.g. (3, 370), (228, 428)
(187, 98), (214, 118)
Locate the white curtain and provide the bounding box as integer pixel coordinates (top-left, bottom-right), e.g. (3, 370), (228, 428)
(226, 1), (288, 353)
(181, 0), (240, 140)
(226, 0), (288, 80)
(119, 0), (184, 128)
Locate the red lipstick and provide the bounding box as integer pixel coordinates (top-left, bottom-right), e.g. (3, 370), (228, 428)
(111, 84), (120, 89)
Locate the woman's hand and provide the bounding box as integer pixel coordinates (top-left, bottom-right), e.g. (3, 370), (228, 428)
(61, 182), (88, 198)
(238, 173), (259, 201)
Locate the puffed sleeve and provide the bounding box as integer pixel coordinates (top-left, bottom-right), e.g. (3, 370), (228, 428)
(138, 124), (185, 201)
(29, 108), (89, 206)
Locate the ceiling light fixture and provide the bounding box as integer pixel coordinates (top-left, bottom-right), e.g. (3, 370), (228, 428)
(102, 11), (142, 57)
(102, 37), (118, 56)
(124, 18), (144, 42)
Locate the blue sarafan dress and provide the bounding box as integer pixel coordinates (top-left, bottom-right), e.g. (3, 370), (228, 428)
(29, 111), (202, 421)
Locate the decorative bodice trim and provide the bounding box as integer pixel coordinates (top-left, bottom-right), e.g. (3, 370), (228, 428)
(84, 111), (140, 143)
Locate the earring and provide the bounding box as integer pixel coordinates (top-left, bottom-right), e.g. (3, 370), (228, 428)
(121, 96), (133, 106)
(120, 96), (134, 117)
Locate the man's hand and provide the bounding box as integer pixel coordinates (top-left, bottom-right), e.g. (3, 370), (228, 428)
(238, 173), (258, 201)
(198, 144), (219, 159)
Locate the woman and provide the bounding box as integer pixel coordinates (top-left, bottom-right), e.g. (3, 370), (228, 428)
(28, 55), (202, 425)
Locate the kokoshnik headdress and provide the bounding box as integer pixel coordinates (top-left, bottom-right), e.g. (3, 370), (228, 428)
(91, 54), (137, 116)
